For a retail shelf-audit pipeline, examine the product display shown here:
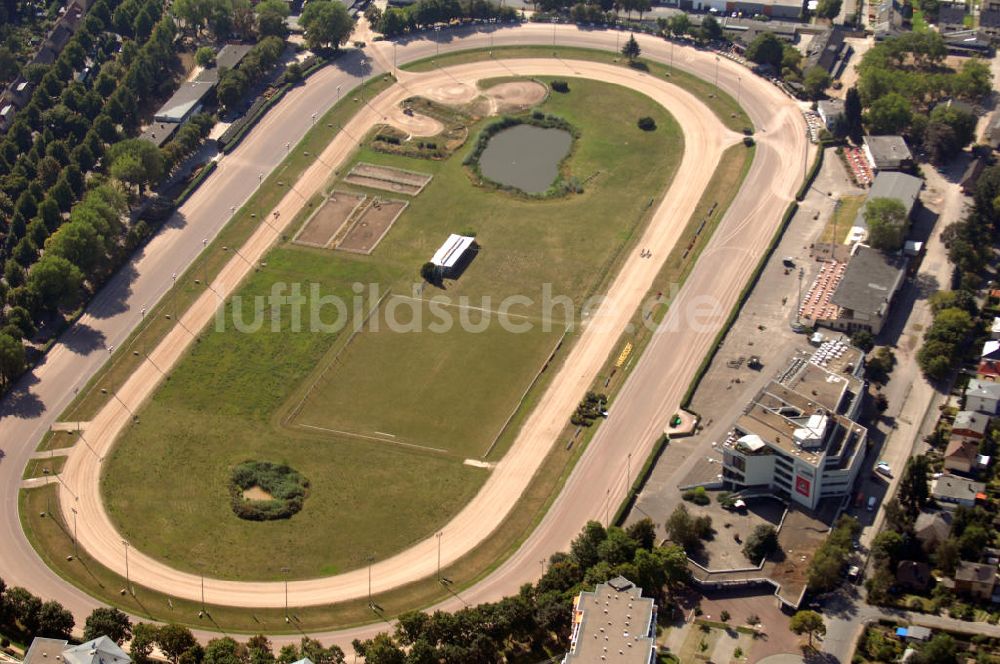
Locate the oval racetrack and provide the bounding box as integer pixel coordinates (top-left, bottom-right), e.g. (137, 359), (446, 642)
(0, 24), (810, 649)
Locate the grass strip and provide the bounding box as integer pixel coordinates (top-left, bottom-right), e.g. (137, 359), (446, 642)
(21, 456), (67, 480)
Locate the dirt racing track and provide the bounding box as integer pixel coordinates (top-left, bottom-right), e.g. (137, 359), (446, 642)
(32, 27), (809, 635)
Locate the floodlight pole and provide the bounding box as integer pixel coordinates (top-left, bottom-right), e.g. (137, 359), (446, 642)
(281, 566), (290, 622)
(70, 507), (78, 558)
(436, 532), (442, 582)
(122, 540), (132, 596)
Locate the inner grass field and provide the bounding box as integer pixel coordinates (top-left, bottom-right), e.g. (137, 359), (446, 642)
(101, 77), (684, 581)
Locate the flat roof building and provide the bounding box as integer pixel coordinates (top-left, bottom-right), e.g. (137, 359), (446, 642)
(825, 244), (908, 335)
(430, 234), (477, 278)
(139, 120), (181, 148)
(195, 43), (254, 84)
(817, 99), (845, 130)
(563, 576), (656, 664)
(931, 474), (985, 508)
(721, 340), (868, 511)
(863, 135), (914, 172)
(25, 637), (130, 664)
(153, 81), (215, 124)
(848, 171), (923, 245)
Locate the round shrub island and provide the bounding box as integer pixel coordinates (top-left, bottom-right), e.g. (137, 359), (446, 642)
(637, 116), (657, 131)
(229, 461), (309, 521)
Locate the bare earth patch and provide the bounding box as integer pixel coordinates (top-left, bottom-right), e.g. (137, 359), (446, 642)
(383, 109), (444, 137)
(293, 192), (366, 248)
(423, 81), (479, 105)
(344, 162), (433, 196)
(483, 81), (547, 114)
(242, 486), (273, 501)
(338, 198), (408, 254)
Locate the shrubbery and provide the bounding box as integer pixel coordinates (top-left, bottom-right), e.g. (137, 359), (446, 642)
(551, 80), (570, 93)
(682, 486), (710, 505)
(229, 461), (309, 521)
(637, 116), (656, 131)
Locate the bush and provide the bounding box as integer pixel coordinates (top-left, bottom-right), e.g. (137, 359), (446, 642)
(682, 486), (710, 505)
(229, 461), (309, 521)
(551, 80), (570, 93)
(195, 46), (216, 68)
(637, 116), (657, 131)
(743, 136), (755, 147)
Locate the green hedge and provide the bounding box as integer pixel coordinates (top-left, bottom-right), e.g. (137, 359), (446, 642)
(174, 161), (218, 207)
(795, 148), (824, 202)
(612, 435), (669, 525)
(680, 201), (799, 409)
(229, 461), (309, 521)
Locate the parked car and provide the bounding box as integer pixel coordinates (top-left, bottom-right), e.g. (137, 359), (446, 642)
(876, 461), (891, 478)
(867, 496), (877, 511)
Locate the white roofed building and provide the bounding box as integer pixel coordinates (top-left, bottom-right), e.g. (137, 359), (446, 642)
(429, 234), (478, 278)
(25, 637), (130, 664)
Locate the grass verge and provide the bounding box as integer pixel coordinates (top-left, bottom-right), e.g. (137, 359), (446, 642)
(22, 456), (67, 480)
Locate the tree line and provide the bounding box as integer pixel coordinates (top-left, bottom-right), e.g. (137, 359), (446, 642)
(918, 165), (1000, 379)
(371, 0), (518, 38)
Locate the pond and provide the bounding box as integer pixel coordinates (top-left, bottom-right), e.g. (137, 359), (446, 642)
(478, 124), (573, 194)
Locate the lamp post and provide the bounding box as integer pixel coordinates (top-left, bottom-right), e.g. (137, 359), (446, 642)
(70, 507), (78, 558)
(366, 554), (375, 609)
(281, 566), (290, 622)
(436, 532), (442, 582)
(122, 539), (132, 596)
(222, 245), (257, 271)
(714, 55), (720, 91)
(101, 388), (135, 420)
(626, 452), (632, 490)
(737, 75), (742, 106)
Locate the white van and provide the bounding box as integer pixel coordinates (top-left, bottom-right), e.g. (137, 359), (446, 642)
(867, 496), (877, 512)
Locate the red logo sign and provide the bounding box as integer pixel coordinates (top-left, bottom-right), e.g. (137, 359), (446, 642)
(795, 476), (811, 497)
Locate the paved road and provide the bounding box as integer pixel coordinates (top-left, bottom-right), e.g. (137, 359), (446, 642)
(0, 23), (808, 648)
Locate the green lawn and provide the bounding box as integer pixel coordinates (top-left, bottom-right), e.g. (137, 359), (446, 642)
(22, 455), (67, 480)
(101, 77), (684, 581)
(821, 194), (866, 244)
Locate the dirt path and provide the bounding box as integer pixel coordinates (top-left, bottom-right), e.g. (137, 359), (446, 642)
(57, 57), (797, 609)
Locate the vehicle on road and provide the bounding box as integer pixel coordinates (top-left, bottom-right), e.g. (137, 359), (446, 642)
(867, 496), (877, 511)
(875, 461), (891, 478)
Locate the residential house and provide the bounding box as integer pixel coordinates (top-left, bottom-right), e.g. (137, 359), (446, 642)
(24, 636), (130, 664)
(952, 410), (989, 442)
(914, 510), (953, 550)
(980, 340), (1000, 379)
(817, 99), (845, 131)
(931, 474), (986, 508)
(991, 317), (1000, 340)
(944, 438), (981, 474)
(967, 378), (1000, 415)
(955, 560), (997, 601)
(896, 561), (933, 592)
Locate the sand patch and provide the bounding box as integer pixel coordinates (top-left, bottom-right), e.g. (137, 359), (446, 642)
(383, 108), (444, 137)
(484, 81), (548, 114)
(242, 486), (274, 501)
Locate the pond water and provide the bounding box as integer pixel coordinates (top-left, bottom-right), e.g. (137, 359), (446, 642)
(478, 124), (573, 194)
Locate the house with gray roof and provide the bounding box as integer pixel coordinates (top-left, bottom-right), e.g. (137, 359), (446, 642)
(817, 99), (845, 130)
(849, 171), (923, 244)
(25, 637), (130, 664)
(915, 510), (953, 549)
(153, 81), (215, 124)
(931, 474), (985, 508)
(563, 577), (656, 664)
(863, 135), (914, 172)
(967, 378), (1000, 415)
(826, 244), (908, 335)
(194, 43), (254, 84)
(952, 409), (990, 441)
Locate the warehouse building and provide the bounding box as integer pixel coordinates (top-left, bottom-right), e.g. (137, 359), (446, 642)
(827, 244), (909, 335)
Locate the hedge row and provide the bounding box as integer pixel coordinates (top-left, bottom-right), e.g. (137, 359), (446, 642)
(174, 161), (218, 207)
(217, 55), (331, 153)
(680, 200), (799, 410)
(612, 434), (669, 526)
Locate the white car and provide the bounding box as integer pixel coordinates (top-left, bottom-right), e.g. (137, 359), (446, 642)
(875, 462), (891, 478)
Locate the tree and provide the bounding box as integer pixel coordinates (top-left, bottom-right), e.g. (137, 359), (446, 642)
(36, 601), (74, 639)
(247, 636), (276, 664)
(700, 15), (722, 41)
(914, 634), (957, 664)
(746, 32), (784, 69)
(84, 607), (133, 645)
(216, 68), (248, 110)
(897, 455), (930, 516)
(665, 505), (712, 552)
(621, 34), (641, 62)
(157, 624), (197, 664)
(130, 623), (159, 664)
(203, 638), (247, 664)
(195, 46), (217, 68)
(865, 92), (913, 135)
(27, 255), (84, 311)
(420, 261), (440, 286)
(4, 587), (42, 634)
(0, 333), (26, 388)
(803, 66), (832, 100)
(596, 527), (637, 565)
(0, 46), (19, 83)
(870, 530), (905, 565)
(666, 12), (690, 37)
(742, 524), (778, 564)
(815, 0), (842, 18)
(625, 518), (657, 550)
(851, 329), (874, 352)
(300, 0), (354, 51)
(107, 139), (164, 193)
(789, 610), (826, 648)
(569, 520), (607, 569)
(933, 537), (961, 574)
(864, 197), (908, 251)
(256, 0), (290, 37)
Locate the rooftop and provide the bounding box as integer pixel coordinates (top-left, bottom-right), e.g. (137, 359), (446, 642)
(914, 510), (952, 541)
(430, 234), (476, 269)
(830, 245), (908, 318)
(939, 4), (968, 23)
(565, 577), (656, 664)
(945, 438), (980, 464)
(968, 378), (1000, 403)
(863, 135), (913, 168)
(139, 120), (181, 148)
(195, 43), (255, 84)
(25, 637), (130, 664)
(956, 560), (996, 584)
(931, 474), (986, 501)
(953, 410), (989, 435)
(817, 99), (845, 118)
(980, 8), (1000, 27)
(853, 171), (924, 232)
(153, 81), (214, 123)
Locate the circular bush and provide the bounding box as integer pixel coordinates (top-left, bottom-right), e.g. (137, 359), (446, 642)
(229, 461), (309, 521)
(637, 116), (657, 131)
(551, 80), (570, 93)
